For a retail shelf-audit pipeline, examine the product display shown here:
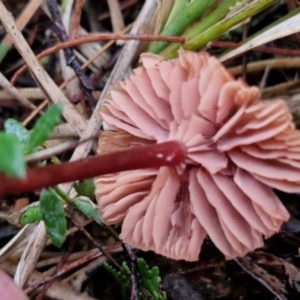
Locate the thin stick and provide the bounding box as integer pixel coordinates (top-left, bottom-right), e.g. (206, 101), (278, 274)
(70, 0), (83, 40)
(11, 33), (185, 84)
(36, 231), (79, 299)
(99, 0), (138, 21)
(24, 242), (121, 294)
(107, 0), (125, 34)
(66, 211), (123, 270)
(0, 72), (36, 110)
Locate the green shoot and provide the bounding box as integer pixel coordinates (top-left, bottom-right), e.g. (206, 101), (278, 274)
(147, 0), (214, 54)
(104, 258), (166, 300)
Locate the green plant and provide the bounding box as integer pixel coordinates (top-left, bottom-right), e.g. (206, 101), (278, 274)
(104, 258), (166, 300)
(3, 104), (104, 247)
(146, 0), (278, 59)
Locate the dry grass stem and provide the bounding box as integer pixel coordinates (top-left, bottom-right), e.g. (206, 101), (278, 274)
(220, 12), (300, 62)
(77, 27), (111, 69)
(25, 141), (76, 163)
(107, 0), (125, 34)
(0, 72), (36, 109)
(50, 123), (79, 139)
(0, 224), (37, 263)
(14, 223), (47, 287)
(22, 100), (48, 126)
(0, 88), (46, 101)
(262, 79), (300, 99)
(229, 57), (300, 76)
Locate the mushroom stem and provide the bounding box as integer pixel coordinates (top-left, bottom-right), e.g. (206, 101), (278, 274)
(0, 141), (187, 198)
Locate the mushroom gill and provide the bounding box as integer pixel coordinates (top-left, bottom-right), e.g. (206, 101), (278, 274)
(95, 50), (295, 261)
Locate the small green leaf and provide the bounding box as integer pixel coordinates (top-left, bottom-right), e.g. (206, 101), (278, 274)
(74, 179), (96, 199)
(0, 133), (26, 177)
(4, 119), (30, 146)
(27, 103), (63, 153)
(7, 202), (42, 225)
(19, 204), (42, 225)
(40, 188), (66, 247)
(75, 197), (103, 226)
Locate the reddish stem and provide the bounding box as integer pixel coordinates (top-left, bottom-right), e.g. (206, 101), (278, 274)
(0, 141), (186, 198)
(70, 0), (83, 40)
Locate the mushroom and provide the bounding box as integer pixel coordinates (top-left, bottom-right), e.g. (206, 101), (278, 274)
(0, 50), (295, 262)
(95, 50), (295, 261)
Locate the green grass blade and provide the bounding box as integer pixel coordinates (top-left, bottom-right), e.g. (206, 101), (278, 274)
(220, 5), (300, 61)
(164, 0), (190, 28)
(148, 0), (215, 54)
(161, 0), (237, 58)
(184, 0), (277, 50)
(165, 0), (277, 59)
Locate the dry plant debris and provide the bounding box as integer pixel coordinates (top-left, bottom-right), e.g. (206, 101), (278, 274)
(96, 50), (300, 261)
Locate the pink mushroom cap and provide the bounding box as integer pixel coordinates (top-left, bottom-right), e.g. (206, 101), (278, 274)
(95, 50), (296, 261)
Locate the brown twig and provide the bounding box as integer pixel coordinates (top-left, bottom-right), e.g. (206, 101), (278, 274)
(70, 0), (83, 40)
(26, 133), (99, 163)
(10, 34), (186, 85)
(234, 257), (288, 300)
(24, 242), (121, 294)
(35, 231), (80, 300)
(65, 211), (122, 270)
